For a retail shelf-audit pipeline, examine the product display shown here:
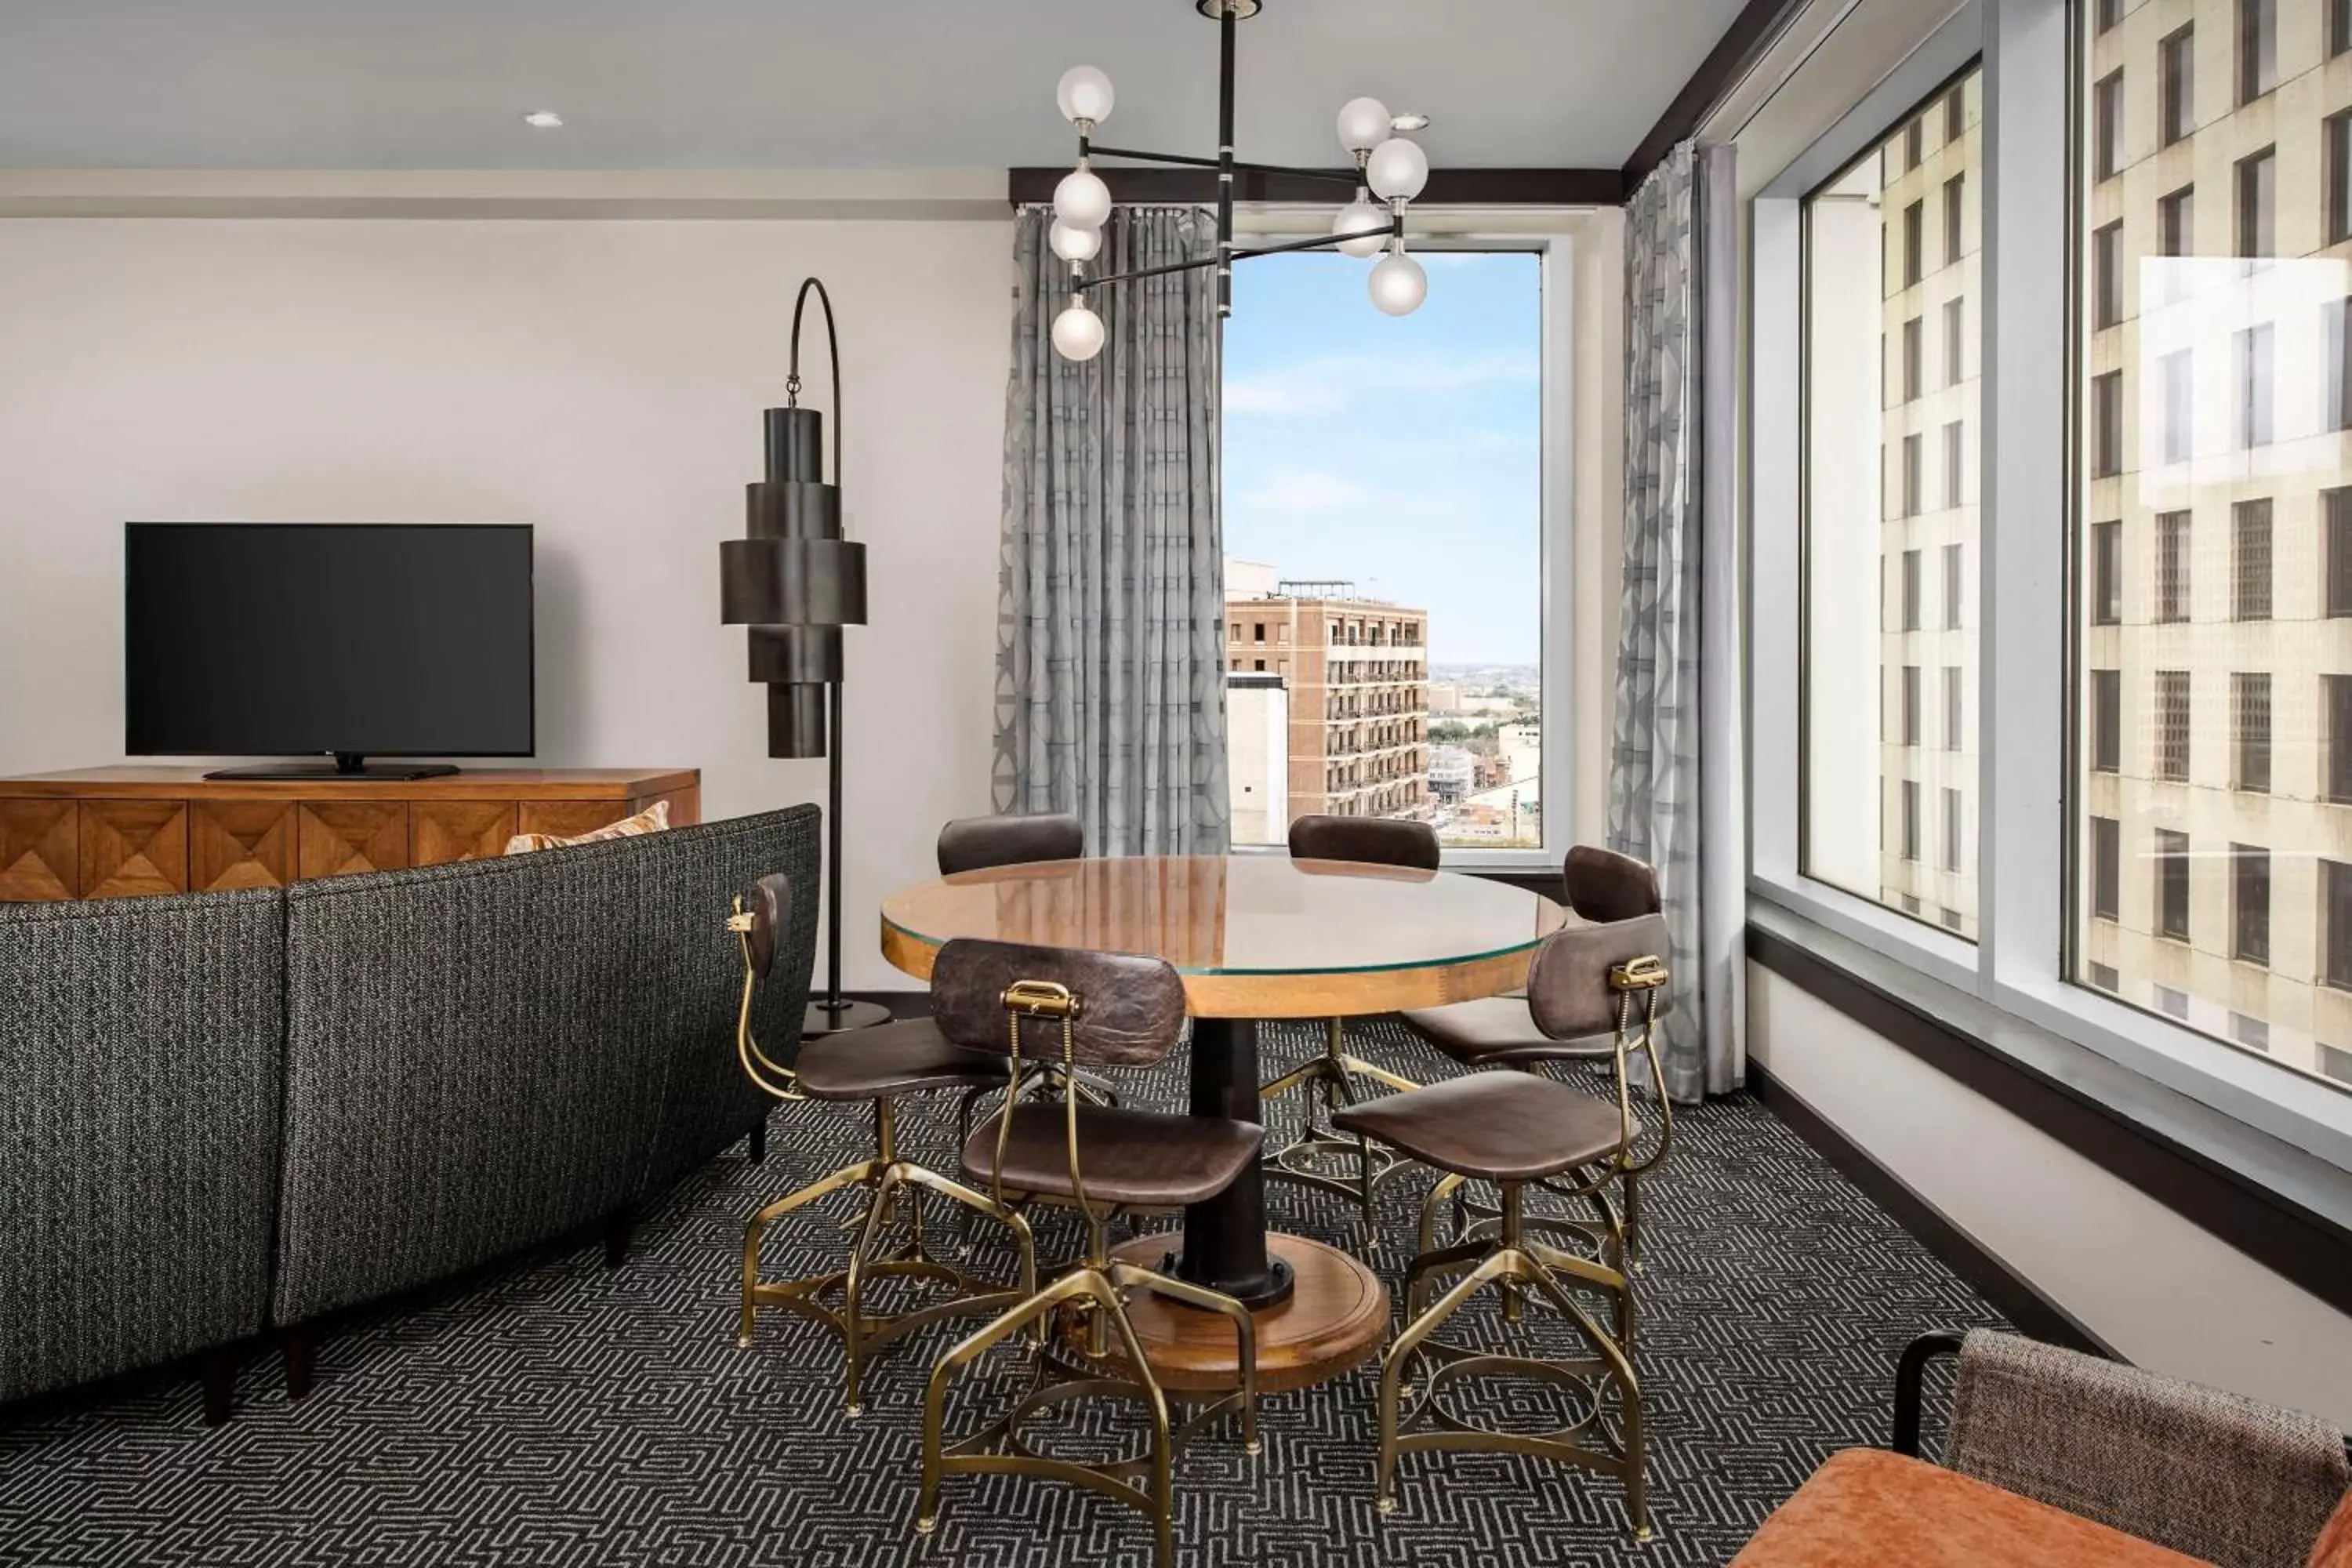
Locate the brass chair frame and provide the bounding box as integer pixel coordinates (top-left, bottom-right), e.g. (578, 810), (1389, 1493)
(1369, 955), (1674, 1541)
(727, 898), (1037, 1417)
(916, 978), (1259, 1568)
(1260, 1017), (1420, 1250)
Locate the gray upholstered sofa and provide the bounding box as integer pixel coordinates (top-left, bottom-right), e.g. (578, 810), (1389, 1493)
(0, 804), (817, 1421)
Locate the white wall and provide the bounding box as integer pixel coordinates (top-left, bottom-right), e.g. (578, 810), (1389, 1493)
(0, 216), (1010, 989)
(1750, 961), (2352, 1428)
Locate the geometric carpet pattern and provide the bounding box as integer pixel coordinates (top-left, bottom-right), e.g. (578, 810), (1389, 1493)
(0, 1018), (2002, 1567)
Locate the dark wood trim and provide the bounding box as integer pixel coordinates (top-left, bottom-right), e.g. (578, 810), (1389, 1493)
(1749, 918), (2352, 1326)
(1750, 1063), (2114, 1357)
(1622, 0), (1812, 191)
(1007, 165), (1624, 209)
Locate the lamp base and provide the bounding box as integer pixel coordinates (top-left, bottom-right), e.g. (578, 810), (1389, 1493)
(801, 997), (893, 1038)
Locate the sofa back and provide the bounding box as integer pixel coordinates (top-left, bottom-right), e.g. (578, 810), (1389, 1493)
(271, 804), (818, 1326)
(0, 888), (285, 1403)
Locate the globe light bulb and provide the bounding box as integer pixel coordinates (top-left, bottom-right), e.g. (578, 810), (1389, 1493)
(1368, 249), (1427, 317)
(1049, 220), (1102, 263)
(1054, 167), (1112, 230)
(1052, 298), (1106, 361)
(1056, 65), (1116, 126)
(1366, 136), (1430, 201)
(1332, 195), (1386, 259)
(1336, 96), (1391, 154)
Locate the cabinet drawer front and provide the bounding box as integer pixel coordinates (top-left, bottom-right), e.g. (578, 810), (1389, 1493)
(514, 800), (634, 840)
(80, 800), (190, 899)
(0, 799), (80, 901)
(191, 800), (296, 891)
(411, 800), (520, 866)
(296, 802), (409, 880)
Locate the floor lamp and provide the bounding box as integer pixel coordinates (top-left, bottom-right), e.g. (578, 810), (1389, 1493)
(720, 277), (888, 1037)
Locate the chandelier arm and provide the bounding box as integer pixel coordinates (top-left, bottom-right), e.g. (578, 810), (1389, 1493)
(1073, 253), (1223, 292)
(1083, 143), (1228, 171)
(1225, 159), (1363, 186)
(1073, 223), (1396, 294)
(1229, 226), (1396, 262)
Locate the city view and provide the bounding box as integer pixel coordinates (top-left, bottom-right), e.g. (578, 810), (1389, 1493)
(1221, 250), (1543, 848)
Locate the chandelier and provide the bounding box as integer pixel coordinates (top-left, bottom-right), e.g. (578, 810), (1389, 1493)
(1043, 0), (1433, 361)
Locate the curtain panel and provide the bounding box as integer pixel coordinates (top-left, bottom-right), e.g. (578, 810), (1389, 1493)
(993, 205), (1231, 855)
(1610, 140), (1746, 1100)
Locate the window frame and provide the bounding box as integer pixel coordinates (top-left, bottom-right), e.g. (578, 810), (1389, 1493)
(1745, 0), (2352, 1171)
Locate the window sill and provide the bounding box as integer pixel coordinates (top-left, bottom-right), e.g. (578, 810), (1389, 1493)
(1748, 897), (2352, 1323)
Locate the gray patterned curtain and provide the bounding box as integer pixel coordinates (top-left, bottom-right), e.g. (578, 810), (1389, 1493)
(1610, 140), (1744, 1101)
(993, 205), (1230, 855)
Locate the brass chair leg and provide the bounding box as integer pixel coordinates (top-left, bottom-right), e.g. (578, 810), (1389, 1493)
(739, 1156), (886, 1348)
(1111, 1261), (1261, 1456)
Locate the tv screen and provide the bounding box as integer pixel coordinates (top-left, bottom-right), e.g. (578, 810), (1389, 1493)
(125, 523), (534, 760)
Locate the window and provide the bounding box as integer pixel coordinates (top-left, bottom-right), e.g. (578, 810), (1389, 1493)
(2328, 111), (2351, 244)
(1800, 64), (1983, 939)
(2158, 984), (2192, 1019)
(2234, 1013), (2272, 1051)
(2155, 511), (2190, 621)
(2097, 0), (2124, 30)
(2160, 349), (2194, 464)
(2232, 499), (2271, 619)
(2332, 302), (2352, 432)
(2160, 186), (2195, 257)
(2325, 1044), (2352, 1083)
(2092, 816), (2122, 920)
(2233, 844), (2271, 964)
(2095, 70), (2125, 180)
(2337, 0), (2352, 56)
(2237, 0), (2277, 103)
(1221, 249), (1543, 850)
(2092, 221), (2122, 328)
(2092, 372), (2122, 477)
(2235, 147), (2275, 258)
(2090, 963), (2122, 990)
(2161, 25), (2196, 145)
(2234, 673), (2271, 792)
(2155, 670), (2190, 781)
(1943, 787), (1964, 872)
(2232, 326), (2272, 448)
(2329, 862), (2352, 989)
(2092, 669), (2122, 771)
(2092, 519), (2122, 623)
(2328, 675), (2352, 801)
(2330, 490), (2352, 616)
(2156, 828), (2191, 940)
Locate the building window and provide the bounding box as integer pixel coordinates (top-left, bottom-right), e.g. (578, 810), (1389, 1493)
(2234, 672), (2270, 793)
(2092, 668), (2122, 771)
(2155, 670), (2190, 782)
(2157, 984), (2192, 1019)
(2161, 24), (2195, 145)
(2329, 490), (2352, 616)
(2090, 962), (2121, 990)
(2232, 499), (2272, 620)
(2233, 1013), (2271, 1051)
(1943, 789), (1964, 872)
(2237, 0), (2277, 104)
(2235, 146), (2275, 258)
(1229, 622), (1241, 642)
(2156, 828), (2191, 941)
(2092, 816), (2121, 921)
(2232, 326), (2273, 448)
(2328, 862), (2352, 989)
(2092, 519), (2122, 623)
(2097, 0), (2124, 31)
(2160, 349), (2194, 464)
(2092, 221), (2122, 328)
(2331, 303), (2352, 431)
(2328, 112), (2351, 244)
(2095, 70), (2125, 180)
(2328, 675), (2352, 802)
(2325, 1044), (2352, 1083)
(1221, 249), (1541, 849)
(2155, 511), (2190, 622)
(2337, 0), (2352, 56)
(2232, 844), (2270, 966)
(1901, 892), (1922, 915)
(1904, 115), (1923, 170)
(2092, 372), (2122, 477)
(1803, 65), (1980, 939)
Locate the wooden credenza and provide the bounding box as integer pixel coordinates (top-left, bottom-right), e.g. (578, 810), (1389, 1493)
(0, 767), (700, 902)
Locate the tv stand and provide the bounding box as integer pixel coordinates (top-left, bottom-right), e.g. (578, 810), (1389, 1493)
(205, 755), (461, 782)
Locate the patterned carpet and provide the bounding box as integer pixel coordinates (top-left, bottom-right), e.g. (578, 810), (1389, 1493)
(0, 1019), (2002, 1567)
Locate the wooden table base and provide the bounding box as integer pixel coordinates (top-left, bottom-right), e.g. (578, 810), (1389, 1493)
(1086, 1232), (1389, 1393)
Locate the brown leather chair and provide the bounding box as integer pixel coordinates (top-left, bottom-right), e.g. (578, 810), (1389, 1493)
(935, 811), (1083, 877)
(1331, 912), (1675, 1541)
(914, 938), (1259, 1568)
(728, 875), (1036, 1417)
(1262, 812), (1441, 1247)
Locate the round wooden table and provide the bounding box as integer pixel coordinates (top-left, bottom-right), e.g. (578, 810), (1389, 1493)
(879, 853), (1566, 1390)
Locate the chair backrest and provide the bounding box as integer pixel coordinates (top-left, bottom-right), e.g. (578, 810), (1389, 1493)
(738, 872), (789, 979)
(936, 812), (1084, 877)
(1287, 813), (1441, 871)
(1563, 845), (1661, 924)
(1525, 913), (1674, 1043)
(928, 937), (1187, 1069)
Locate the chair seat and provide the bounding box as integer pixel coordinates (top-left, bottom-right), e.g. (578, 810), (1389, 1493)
(1331, 1070), (1632, 1183)
(962, 1103), (1262, 1209)
(1729, 1448), (2209, 1567)
(1399, 996), (1613, 1066)
(794, 1018), (1010, 1102)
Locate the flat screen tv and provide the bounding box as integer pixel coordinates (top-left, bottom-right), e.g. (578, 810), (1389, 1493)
(125, 522), (534, 780)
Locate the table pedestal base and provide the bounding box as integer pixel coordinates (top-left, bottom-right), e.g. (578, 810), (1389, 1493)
(1080, 1232), (1388, 1393)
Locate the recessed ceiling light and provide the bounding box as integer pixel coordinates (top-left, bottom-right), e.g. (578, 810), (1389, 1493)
(1390, 112), (1431, 132)
(521, 110), (564, 129)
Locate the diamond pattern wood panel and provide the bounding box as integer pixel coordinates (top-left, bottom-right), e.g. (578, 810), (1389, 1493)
(296, 802), (408, 880)
(79, 800), (189, 898)
(0, 799), (78, 902)
(513, 800), (633, 840)
(410, 800), (518, 866)
(189, 800), (296, 891)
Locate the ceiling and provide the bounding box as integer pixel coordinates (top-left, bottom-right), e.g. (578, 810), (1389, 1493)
(0, 0), (1749, 173)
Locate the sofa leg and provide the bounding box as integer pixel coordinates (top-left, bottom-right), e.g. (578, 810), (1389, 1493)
(200, 1345), (236, 1427)
(750, 1119), (768, 1165)
(604, 1213), (630, 1269)
(284, 1323), (318, 1401)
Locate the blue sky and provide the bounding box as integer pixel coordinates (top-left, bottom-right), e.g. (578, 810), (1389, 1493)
(1222, 249), (1543, 666)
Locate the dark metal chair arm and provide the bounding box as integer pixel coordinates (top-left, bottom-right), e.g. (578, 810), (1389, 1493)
(1892, 1330), (1966, 1457)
